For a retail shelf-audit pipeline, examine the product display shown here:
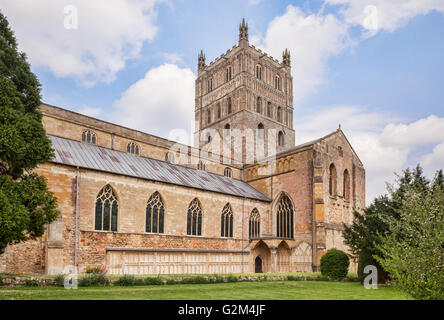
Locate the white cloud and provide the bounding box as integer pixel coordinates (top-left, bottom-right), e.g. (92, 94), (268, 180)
(111, 64), (195, 140)
(1, 0), (160, 87)
(294, 106), (444, 203)
(327, 0), (444, 34)
(77, 106), (103, 118)
(252, 5), (353, 102)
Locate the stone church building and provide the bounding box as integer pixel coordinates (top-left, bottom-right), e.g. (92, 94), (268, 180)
(0, 20), (365, 275)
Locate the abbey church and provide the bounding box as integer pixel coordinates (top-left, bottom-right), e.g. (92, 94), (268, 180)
(0, 20), (365, 275)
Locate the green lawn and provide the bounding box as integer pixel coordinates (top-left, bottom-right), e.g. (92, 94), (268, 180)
(0, 281), (412, 300)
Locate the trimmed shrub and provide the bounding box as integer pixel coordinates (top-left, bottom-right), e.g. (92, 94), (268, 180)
(116, 275), (136, 286)
(54, 274), (65, 287)
(143, 277), (164, 286)
(227, 275), (238, 283)
(79, 273), (110, 287)
(25, 279), (40, 287)
(358, 250), (389, 284)
(320, 249), (350, 280)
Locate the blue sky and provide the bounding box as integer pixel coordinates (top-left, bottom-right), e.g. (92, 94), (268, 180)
(2, 0), (444, 202)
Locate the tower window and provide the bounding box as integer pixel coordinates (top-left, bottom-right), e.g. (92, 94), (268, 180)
(277, 107), (282, 122)
(278, 131), (284, 147)
(343, 169), (350, 200)
(256, 97), (262, 114)
(227, 97), (232, 114)
(226, 66), (232, 82)
(217, 104), (221, 119)
(224, 167), (232, 178)
(267, 102), (272, 118)
(208, 78), (213, 92)
(207, 109), (211, 124)
(274, 75), (281, 90)
(257, 123), (264, 140)
(256, 65), (262, 80)
(329, 164), (337, 197)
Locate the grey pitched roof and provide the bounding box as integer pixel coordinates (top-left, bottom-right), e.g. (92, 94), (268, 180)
(48, 135), (271, 202)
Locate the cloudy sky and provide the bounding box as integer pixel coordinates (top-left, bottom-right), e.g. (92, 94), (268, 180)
(1, 0), (443, 203)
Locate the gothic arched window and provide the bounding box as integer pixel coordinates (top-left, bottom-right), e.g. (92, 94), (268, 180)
(267, 102), (272, 118)
(249, 208), (260, 239)
(207, 109), (211, 124)
(226, 66), (232, 82)
(276, 195), (294, 239)
(277, 107), (282, 122)
(256, 65), (262, 80)
(217, 104), (221, 119)
(227, 97), (232, 114)
(95, 185), (118, 232)
(274, 75), (281, 90)
(82, 130), (97, 145)
(224, 167), (232, 178)
(187, 198), (202, 236)
(127, 142), (139, 155)
(343, 169), (350, 200)
(221, 203), (233, 238)
(256, 97), (262, 114)
(278, 131), (284, 147)
(208, 78), (213, 92)
(329, 164), (337, 197)
(146, 192), (165, 234)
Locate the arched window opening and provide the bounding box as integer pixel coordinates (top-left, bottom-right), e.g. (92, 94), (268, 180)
(127, 142), (139, 155)
(146, 192), (165, 234)
(82, 130), (97, 145)
(257, 123), (264, 140)
(267, 102), (272, 118)
(208, 78), (213, 92)
(343, 169), (350, 200)
(278, 131), (284, 147)
(277, 107), (282, 122)
(256, 97), (262, 114)
(274, 75), (281, 90)
(221, 203), (233, 238)
(226, 66), (232, 82)
(227, 97), (232, 114)
(187, 198), (202, 236)
(197, 161), (206, 171)
(249, 208), (260, 239)
(217, 104), (221, 119)
(224, 167), (232, 178)
(276, 195), (294, 239)
(329, 164), (337, 197)
(95, 185), (118, 232)
(207, 109), (211, 124)
(256, 65), (262, 80)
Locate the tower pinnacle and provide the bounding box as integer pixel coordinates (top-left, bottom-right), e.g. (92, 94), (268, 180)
(283, 49), (291, 67)
(239, 18), (249, 43)
(198, 50), (206, 71)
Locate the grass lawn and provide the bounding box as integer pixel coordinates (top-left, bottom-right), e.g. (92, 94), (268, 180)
(0, 281), (412, 300)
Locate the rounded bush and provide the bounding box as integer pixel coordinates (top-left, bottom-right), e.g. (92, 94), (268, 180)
(357, 250), (389, 284)
(320, 249), (350, 280)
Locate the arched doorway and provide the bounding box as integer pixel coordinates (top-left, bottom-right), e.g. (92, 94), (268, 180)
(255, 256), (263, 273)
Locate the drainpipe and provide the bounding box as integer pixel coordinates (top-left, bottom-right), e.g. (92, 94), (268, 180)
(241, 196), (245, 273)
(74, 166), (80, 270)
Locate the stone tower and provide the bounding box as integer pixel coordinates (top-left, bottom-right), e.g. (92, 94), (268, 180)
(194, 19), (295, 163)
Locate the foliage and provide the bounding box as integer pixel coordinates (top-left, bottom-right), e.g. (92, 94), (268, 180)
(54, 274), (65, 287)
(320, 249), (350, 280)
(24, 279), (39, 287)
(0, 12), (58, 253)
(343, 165), (434, 284)
(375, 176), (444, 300)
(357, 249), (388, 284)
(79, 273), (110, 287)
(0, 275), (3, 286)
(85, 267), (104, 274)
(143, 277), (164, 286)
(116, 275), (136, 286)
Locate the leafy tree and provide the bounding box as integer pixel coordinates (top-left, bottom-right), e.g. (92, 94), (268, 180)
(343, 165), (431, 283)
(0, 12), (58, 254)
(375, 177), (444, 300)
